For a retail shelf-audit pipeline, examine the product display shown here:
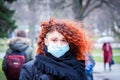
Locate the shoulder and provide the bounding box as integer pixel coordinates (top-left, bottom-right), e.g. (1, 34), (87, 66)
(22, 60), (35, 73)
(20, 60), (35, 80)
(23, 60), (35, 69)
(21, 60), (35, 75)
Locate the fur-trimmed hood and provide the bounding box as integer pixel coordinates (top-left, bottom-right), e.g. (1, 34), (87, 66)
(7, 37), (31, 51)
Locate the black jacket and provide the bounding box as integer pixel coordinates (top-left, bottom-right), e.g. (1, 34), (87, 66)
(19, 52), (87, 80)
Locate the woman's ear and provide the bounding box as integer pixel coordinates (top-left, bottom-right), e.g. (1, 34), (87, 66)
(44, 38), (48, 46)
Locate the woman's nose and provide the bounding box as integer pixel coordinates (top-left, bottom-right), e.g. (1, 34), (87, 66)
(57, 41), (63, 47)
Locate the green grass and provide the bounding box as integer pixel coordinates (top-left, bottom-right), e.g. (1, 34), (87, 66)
(113, 56), (120, 64)
(93, 48), (120, 64)
(94, 56), (120, 64)
(92, 48), (120, 54)
(94, 56), (103, 62)
(0, 59), (6, 80)
(0, 38), (8, 52)
(113, 48), (120, 53)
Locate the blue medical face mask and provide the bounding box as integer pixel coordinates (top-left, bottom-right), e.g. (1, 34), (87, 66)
(47, 43), (70, 58)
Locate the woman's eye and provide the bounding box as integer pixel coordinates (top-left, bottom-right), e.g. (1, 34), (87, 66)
(61, 39), (67, 43)
(51, 39), (57, 42)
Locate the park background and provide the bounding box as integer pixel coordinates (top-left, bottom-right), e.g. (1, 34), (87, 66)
(0, 0), (120, 80)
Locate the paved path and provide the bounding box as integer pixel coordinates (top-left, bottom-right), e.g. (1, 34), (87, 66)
(93, 62), (120, 80)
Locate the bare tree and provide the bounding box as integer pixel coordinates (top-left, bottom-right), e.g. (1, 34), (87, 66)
(10, 0), (120, 39)
(72, 0), (120, 37)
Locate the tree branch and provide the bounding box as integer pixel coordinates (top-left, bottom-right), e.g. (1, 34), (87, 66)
(81, 0), (103, 19)
(52, 0), (72, 9)
(103, 0), (120, 34)
(79, 0), (91, 20)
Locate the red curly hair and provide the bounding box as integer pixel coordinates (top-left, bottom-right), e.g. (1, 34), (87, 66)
(37, 18), (92, 60)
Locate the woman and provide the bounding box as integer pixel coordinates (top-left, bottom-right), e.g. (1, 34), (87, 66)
(102, 42), (113, 71)
(19, 18), (92, 80)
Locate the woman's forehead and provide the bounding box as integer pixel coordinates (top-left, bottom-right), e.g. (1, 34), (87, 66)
(46, 30), (65, 39)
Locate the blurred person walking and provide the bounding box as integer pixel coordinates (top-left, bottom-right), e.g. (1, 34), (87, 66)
(2, 30), (35, 80)
(102, 42), (113, 71)
(85, 53), (95, 80)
